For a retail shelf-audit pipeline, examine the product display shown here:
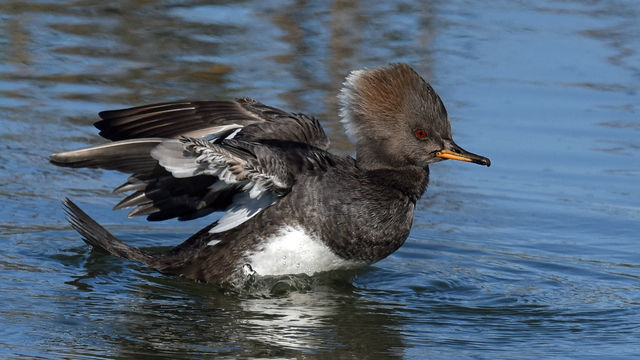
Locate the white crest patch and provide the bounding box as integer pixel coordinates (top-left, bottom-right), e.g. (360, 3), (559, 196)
(338, 69), (366, 142)
(247, 226), (363, 276)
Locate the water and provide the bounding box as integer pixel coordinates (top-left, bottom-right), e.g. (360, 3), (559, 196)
(1, 0), (639, 358)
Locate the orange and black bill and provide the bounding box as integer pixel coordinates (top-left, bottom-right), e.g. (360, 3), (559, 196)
(436, 141), (491, 167)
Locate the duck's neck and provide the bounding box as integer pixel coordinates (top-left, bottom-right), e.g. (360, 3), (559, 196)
(355, 138), (409, 170)
(363, 165), (429, 204)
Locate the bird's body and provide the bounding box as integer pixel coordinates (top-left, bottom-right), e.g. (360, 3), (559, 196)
(52, 63), (489, 287)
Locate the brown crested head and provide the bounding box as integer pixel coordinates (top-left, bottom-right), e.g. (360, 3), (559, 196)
(339, 63), (490, 169)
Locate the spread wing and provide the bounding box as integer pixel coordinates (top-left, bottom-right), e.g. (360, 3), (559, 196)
(95, 98), (330, 150)
(50, 98), (334, 226)
(151, 137), (336, 233)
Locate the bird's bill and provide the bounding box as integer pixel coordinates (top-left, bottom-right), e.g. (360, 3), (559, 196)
(436, 141), (491, 167)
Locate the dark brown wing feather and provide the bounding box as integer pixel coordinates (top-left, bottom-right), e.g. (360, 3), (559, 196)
(95, 98), (330, 150)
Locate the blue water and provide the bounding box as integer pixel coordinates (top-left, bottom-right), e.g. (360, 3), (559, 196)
(1, 0), (639, 358)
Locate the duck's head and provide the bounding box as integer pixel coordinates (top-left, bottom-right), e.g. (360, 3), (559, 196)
(339, 63), (490, 170)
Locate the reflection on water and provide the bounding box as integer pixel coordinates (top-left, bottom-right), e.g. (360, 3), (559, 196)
(54, 268), (407, 358)
(1, 0), (639, 358)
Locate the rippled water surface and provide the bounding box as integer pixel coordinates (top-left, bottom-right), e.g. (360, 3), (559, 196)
(1, 0), (639, 358)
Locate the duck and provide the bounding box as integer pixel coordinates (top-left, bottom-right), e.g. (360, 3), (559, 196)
(51, 63), (490, 287)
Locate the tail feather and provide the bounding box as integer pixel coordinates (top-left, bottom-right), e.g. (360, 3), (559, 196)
(63, 198), (156, 266)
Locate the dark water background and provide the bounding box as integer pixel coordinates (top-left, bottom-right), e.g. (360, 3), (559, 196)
(1, 0), (639, 358)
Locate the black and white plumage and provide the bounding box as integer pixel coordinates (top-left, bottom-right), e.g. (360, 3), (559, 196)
(51, 63), (490, 287)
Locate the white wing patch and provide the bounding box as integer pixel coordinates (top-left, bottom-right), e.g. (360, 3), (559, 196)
(208, 192), (277, 234)
(226, 127), (243, 139)
(152, 137), (290, 234)
(181, 124), (244, 140)
(150, 140), (200, 178)
(152, 139), (287, 198)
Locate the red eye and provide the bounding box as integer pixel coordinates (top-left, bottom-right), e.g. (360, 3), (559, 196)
(415, 129), (427, 139)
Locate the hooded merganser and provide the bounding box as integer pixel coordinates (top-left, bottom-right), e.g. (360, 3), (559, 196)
(51, 63), (490, 287)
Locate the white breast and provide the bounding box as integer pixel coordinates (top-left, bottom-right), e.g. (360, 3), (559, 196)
(247, 226), (363, 277)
